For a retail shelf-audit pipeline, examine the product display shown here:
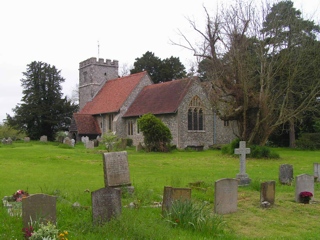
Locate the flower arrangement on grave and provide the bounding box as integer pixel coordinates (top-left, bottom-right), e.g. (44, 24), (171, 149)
(13, 189), (29, 202)
(22, 222), (69, 240)
(299, 191), (313, 203)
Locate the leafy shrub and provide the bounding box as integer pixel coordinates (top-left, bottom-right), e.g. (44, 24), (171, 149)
(221, 138), (240, 155)
(101, 131), (121, 152)
(126, 138), (133, 147)
(222, 138), (279, 159)
(296, 133), (320, 150)
(249, 145), (279, 159)
(138, 113), (172, 152)
(165, 200), (225, 236)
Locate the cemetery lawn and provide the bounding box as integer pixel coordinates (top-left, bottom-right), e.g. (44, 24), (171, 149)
(1, 141), (320, 239)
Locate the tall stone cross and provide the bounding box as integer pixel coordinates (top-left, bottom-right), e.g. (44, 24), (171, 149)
(234, 141), (251, 186)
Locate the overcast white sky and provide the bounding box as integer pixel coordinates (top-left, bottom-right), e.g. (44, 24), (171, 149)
(0, 0), (319, 123)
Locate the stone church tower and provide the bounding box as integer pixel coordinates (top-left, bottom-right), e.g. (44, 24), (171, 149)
(78, 57), (119, 110)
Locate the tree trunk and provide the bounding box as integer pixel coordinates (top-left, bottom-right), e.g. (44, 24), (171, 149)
(289, 119), (296, 148)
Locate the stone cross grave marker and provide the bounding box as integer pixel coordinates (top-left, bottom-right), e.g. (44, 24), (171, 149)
(279, 164), (293, 185)
(214, 178), (238, 214)
(234, 141), (251, 185)
(314, 163), (320, 182)
(295, 174), (314, 203)
(162, 186), (191, 214)
(260, 181), (275, 208)
(103, 151), (132, 188)
(91, 187), (121, 225)
(22, 194), (57, 228)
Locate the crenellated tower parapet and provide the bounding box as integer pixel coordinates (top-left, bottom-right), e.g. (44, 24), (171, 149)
(79, 57), (119, 110)
(79, 57), (119, 69)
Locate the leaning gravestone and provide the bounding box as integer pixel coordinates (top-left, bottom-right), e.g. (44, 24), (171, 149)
(103, 151), (134, 193)
(234, 141), (251, 186)
(91, 187), (121, 225)
(22, 194), (57, 228)
(162, 186), (191, 213)
(279, 164), (293, 185)
(295, 174), (314, 203)
(40, 135), (47, 142)
(86, 140), (94, 149)
(214, 178), (238, 215)
(314, 163), (320, 182)
(260, 181), (275, 208)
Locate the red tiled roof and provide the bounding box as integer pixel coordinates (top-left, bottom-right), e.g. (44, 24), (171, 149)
(72, 113), (101, 134)
(123, 78), (194, 117)
(80, 71), (147, 115)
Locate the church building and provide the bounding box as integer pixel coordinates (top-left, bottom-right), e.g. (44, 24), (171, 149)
(69, 57), (237, 149)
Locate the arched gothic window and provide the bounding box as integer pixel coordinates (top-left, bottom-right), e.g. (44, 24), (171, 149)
(188, 96), (204, 131)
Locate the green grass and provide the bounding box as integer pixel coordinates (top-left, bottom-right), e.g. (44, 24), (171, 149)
(1, 142), (320, 239)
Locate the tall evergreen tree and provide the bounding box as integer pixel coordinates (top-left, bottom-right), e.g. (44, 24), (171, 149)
(6, 61), (78, 140)
(131, 51), (186, 83)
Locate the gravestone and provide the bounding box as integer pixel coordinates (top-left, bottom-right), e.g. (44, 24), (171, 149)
(260, 181), (275, 208)
(63, 137), (72, 146)
(81, 136), (85, 143)
(136, 142), (143, 151)
(234, 141), (251, 185)
(7, 137), (12, 144)
(91, 187), (121, 225)
(24, 137), (30, 142)
(40, 135), (47, 142)
(93, 139), (99, 147)
(295, 174), (314, 203)
(102, 151), (134, 193)
(86, 140), (94, 149)
(71, 139), (75, 147)
(22, 194), (57, 228)
(279, 164), (293, 185)
(2, 138), (7, 144)
(214, 178), (238, 214)
(162, 186), (191, 213)
(314, 163), (320, 182)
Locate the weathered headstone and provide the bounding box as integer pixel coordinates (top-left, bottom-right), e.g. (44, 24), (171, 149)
(81, 136), (85, 143)
(314, 163), (320, 182)
(214, 178), (238, 214)
(279, 164), (293, 185)
(40, 135), (47, 142)
(103, 151), (131, 187)
(260, 181), (275, 208)
(24, 137), (30, 142)
(22, 194), (57, 228)
(2, 138), (7, 144)
(93, 139), (99, 147)
(136, 142), (143, 151)
(91, 187), (121, 225)
(295, 174), (314, 203)
(162, 186), (191, 213)
(63, 137), (72, 146)
(234, 141), (251, 185)
(71, 139), (75, 147)
(86, 140), (94, 149)
(7, 137), (12, 144)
